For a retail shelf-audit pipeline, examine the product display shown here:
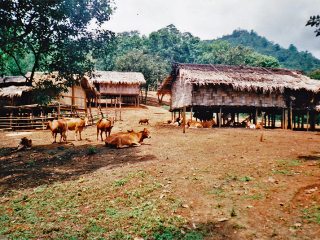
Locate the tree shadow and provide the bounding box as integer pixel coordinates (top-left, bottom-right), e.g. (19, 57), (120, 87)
(0, 143), (156, 195)
(298, 154), (320, 161)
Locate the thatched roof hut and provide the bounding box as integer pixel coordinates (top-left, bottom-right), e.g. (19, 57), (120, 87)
(90, 71), (146, 106)
(158, 63), (320, 130)
(158, 63), (320, 110)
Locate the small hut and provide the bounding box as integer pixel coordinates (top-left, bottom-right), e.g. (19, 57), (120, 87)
(158, 63), (320, 130)
(90, 71), (146, 106)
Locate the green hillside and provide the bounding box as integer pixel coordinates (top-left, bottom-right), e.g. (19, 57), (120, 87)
(220, 29), (320, 72)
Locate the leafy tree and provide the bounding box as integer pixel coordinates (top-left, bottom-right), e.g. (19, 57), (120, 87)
(308, 69), (320, 80)
(220, 29), (320, 72)
(96, 31), (147, 71)
(0, 0), (114, 90)
(114, 50), (170, 99)
(147, 24), (200, 63)
(306, 15), (320, 37)
(196, 40), (280, 67)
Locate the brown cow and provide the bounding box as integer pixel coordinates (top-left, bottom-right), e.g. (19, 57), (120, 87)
(105, 128), (151, 148)
(97, 118), (114, 141)
(139, 118), (149, 125)
(66, 117), (88, 141)
(187, 120), (203, 128)
(47, 119), (68, 143)
(201, 119), (216, 128)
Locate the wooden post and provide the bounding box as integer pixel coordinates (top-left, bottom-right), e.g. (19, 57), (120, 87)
(114, 97), (117, 121)
(58, 102), (61, 118)
(254, 108), (258, 125)
(307, 110), (310, 131)
(289, 103), (293, 130)
(183, 106), (186, 133)
(219, 107), (222, 128)
(190, 107), (193, 121)
(119, 94), (122, 121)
(301, 114), (304, 129)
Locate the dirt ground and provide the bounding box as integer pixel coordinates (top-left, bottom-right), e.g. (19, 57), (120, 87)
(0, 105), (320, 239)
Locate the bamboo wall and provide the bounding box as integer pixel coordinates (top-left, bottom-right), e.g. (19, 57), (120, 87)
(59, 86), (86, 109)
(192, 86), (286, 108)
(99, 83), (140, 95)
(171, 77), (193, 109)
(171, 81), (286, 109)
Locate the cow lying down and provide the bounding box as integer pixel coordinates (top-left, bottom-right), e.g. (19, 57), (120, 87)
(105, 128), (151, 148)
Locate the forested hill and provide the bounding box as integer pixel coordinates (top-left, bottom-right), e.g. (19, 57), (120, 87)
(220, 29), (320, 72)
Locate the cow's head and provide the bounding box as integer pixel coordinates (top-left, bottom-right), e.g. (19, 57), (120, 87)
(141, 128), (151, 139)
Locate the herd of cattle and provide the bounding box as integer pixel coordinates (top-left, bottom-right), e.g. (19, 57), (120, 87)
(45, 114), (262, 149)
(46, 117), (151, 148)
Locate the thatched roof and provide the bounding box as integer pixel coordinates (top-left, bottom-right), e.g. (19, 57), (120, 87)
(90, 71), (146, 85)
(0, 76), (27, 87)
(158, 63), (320, 94)
(0, 85), (32, 97)
(27, 72), (99, 96)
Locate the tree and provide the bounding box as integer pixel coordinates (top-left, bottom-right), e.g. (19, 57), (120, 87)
(196, 40), (280, 67)
(0, 0), (114, 89)
(114, 50), (170, 100)
(308, 69), (320, 80)
(147, 24), (200, 63)
(306, 15), (320, 37)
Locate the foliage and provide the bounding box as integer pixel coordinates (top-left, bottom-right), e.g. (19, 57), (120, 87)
(220, 29), (320, 72)
(114, 50), (170, 89)
(195, 40), (280, 67)
(147, 24), (201, 63)
(309, 69), (320, 80)
(306, 15), (320, 37)
(0, 0), (114, 90)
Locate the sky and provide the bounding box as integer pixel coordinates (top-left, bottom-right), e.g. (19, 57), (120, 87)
(103, 0), (320, 58)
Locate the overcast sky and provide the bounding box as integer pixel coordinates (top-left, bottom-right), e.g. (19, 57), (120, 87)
(103, 0), (320, 58)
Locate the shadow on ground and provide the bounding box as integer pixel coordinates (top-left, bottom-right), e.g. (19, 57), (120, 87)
(0, 143), (156, 194)
(298, 154), (320, 161)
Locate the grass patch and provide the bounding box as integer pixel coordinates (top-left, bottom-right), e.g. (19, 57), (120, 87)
(277, 159), (302, 167)
(87, 146), (98, 155)
(272, 169), (294, 176)
(242, 193), (264, 200)
(239, 176), (253, 182)
(302, 205), (320, 224)
(0, 170), (210, 239)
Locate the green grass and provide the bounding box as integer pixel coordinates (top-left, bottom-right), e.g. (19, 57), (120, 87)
(0, 170), (211, 239)
(302, 205), (320, 224)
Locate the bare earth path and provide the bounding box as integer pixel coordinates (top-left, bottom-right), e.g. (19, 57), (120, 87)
(0, 105), (320, 239)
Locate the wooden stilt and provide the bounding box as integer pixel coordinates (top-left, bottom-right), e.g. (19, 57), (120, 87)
(183, 106), (186, 133)
(119, 94), (122, 121)
(219, 107), (222, 128)
(307, 111), (309, 131)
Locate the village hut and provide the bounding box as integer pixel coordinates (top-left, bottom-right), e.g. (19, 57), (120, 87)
(90, 71), (146, 106)
(0, 76), (33, 107)
(158, 63), (320, 130)
(0, 72), (98, 127)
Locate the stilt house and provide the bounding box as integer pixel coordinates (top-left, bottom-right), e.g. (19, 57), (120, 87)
(158, 63), (320, 130)
(90, 71), (146, 106)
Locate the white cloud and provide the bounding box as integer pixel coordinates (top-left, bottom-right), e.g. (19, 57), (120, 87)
(104, 0), (320, 58)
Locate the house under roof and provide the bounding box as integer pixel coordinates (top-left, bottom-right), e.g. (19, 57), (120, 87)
(158, 63), (320, 130)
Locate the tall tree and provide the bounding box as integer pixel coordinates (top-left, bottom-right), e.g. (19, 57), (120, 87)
(0, 0), (114, 87)
(114, 50), (170, 99)
(306, 15), (320, 37)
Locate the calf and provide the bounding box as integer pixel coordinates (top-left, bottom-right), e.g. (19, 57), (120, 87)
(97, 118), (114, 141)
(105, 128), (151, 148)
(47, 119), (68, 143)
(139, 118), (149, 125)
(66, 117), (88, 141)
